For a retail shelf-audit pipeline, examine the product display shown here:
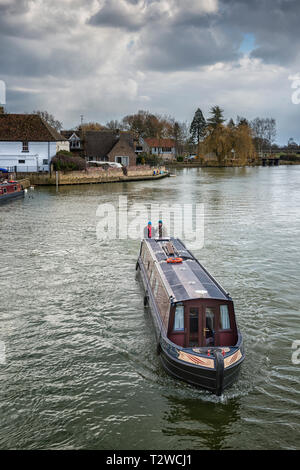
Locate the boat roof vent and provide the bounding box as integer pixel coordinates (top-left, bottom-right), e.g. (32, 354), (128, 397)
(163, 242), (176, 256)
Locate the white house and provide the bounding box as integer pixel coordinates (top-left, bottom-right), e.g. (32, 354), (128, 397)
(143, 137), (176, 161)
(60, 130), (82, 151)
(0, 113), (69, 172)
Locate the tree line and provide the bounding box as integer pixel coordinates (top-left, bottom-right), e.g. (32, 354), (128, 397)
(31, 107), (279, 165)
(77, 108), (278, 164)
(189, 107), (277, 165)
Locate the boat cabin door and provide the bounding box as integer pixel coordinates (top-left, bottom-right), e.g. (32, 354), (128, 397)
(185, 304), (217, 348)
(185, 303), (204, 348)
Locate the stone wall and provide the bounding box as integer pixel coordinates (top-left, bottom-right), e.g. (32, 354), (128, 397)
(16, 166), (167, 185)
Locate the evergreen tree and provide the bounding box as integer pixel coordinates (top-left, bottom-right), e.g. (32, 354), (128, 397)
(227, 118), (235, 129)
(189, 108), (206, 147)
(207, 106), (225, 128)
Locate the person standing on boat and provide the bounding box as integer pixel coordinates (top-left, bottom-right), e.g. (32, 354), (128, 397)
(144, 221), (153, 238)
(157, 220), (168, 238)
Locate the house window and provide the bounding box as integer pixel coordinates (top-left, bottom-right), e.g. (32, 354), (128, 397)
(22, 142), (29, 152)
(115, 156), (129, 166)
(43, 159), (48, 165)
(162, 147), (172, 152)
(71, 140), (80, 149)
(18, 160), (25, 164)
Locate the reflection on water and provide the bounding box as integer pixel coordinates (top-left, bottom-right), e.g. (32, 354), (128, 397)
(0, 166), (299, 450)
(162, 396), (241, 450)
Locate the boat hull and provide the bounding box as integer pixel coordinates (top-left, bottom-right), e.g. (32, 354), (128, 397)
(0, 190), (24, 205)
(137, 256), (244, 395)
(159, 344), (243, 394)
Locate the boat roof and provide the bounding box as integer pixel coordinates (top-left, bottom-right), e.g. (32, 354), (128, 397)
(145, 237), (231, 303)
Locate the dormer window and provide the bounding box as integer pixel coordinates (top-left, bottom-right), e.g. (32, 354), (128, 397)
(22, 141), (29, 152)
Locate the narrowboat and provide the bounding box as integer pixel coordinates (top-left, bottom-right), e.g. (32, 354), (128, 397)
(0, 181), (24, 204)
(136, 237), (244, 395)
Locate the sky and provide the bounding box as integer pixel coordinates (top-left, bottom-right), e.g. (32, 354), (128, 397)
(0, 0), (300, 144)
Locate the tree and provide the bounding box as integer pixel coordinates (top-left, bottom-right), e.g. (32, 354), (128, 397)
(207, 106), (225, 128)
(264, 118), (276, 153)
(78, 122), (106, 132)
(204, 124), (232, 165)
(173, 121), (188, 157)
(122, 110), (181, 141)
(250, 117), (276, 154)
(189, 108), (206, 155)
(32, 110), (62, 131)
(106, 119), (124, 130)
(232, 122), (257, 165)
(204, 112), (257, 166)
(236, 116), (249, 127)
(227, 118), (236, 129)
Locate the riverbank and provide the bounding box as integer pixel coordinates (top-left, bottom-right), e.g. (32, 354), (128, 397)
(166, 158), (300, 168)
(166, 161), (259, 168)
(16, 166), (168, 186)
(17, 178), (31, 189)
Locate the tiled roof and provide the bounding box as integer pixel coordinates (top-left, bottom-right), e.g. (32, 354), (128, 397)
(0, 114), (66, 142)
(61, 130), (77, 139)
(145, 138), (175, 148)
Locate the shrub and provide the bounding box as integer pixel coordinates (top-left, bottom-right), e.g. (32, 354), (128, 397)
(52, 151), (87, 171)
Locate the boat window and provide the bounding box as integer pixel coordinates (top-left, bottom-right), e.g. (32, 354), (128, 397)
(153, 279), (159, 297)
(205, 308), (215, 346)
(220, 305), (231, 330)
(206, 308), (215, 331)
(189, 307), (199, 333)
(173, 304), (184, 331)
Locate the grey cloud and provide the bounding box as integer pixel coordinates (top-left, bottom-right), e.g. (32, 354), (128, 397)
(88, 1), (143, 31)
(0, 0), (299, 142)
(219, 0), (300, 65)
(138, 0), (300, 70)
(138, 26), (240, 71)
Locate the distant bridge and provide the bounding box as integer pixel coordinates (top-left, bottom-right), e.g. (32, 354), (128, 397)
(260, 155), (280, 166)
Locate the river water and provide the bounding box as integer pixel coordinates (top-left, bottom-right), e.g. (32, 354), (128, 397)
(0, 166), (299, 450)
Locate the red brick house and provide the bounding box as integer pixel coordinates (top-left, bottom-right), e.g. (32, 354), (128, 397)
(84, 130), (136, 166)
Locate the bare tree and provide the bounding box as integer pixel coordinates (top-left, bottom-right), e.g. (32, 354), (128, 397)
(106, 119), (124, 130)
(251, 117), (276, 155)
(32, 110), (63, 131)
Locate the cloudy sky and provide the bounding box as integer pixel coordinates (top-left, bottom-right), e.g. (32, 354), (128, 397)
(0, 0), (299, 143)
